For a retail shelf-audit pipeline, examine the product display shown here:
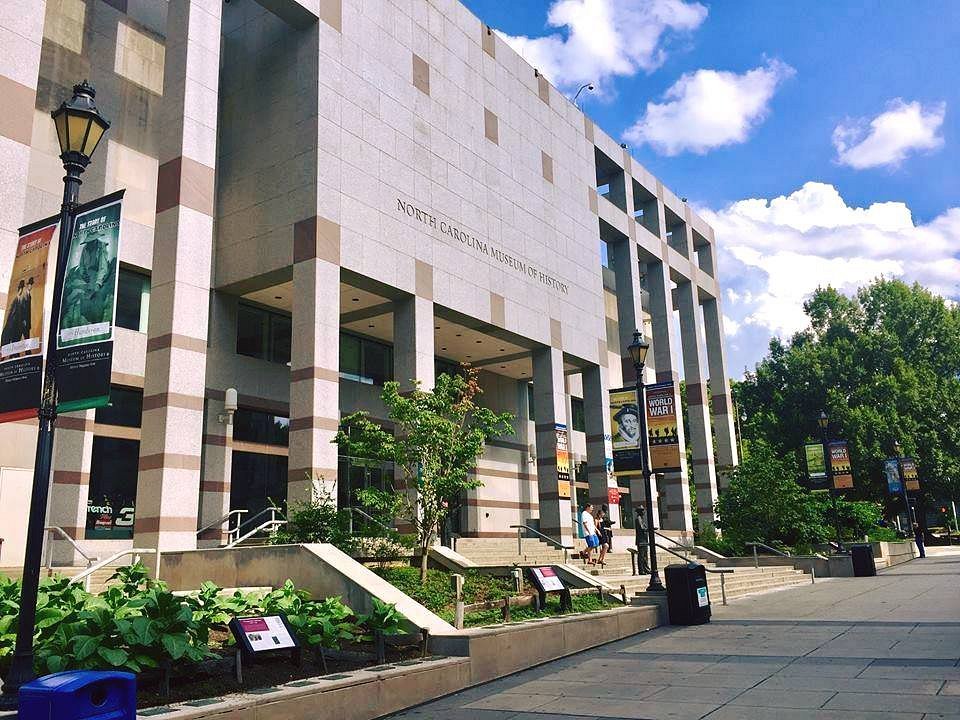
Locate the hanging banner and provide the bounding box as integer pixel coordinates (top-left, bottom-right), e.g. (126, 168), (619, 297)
(828, 440), (853, 489)
(804, 443), (829, 490)
(883, 458), (903, 494)
(900, 457), (920, 491)
(645, 381), (682, 472)
(610, 387), (641, 473)
(0, 217), (58, 423)
(555, 423), (571, 499)
(55, 190), (124, 412)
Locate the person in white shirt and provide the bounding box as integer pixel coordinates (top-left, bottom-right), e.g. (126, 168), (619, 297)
(580, 503), (598, 565)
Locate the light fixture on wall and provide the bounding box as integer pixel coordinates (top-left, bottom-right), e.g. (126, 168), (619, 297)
(526, 443), (536, 464)
(219, 388), (238, 424)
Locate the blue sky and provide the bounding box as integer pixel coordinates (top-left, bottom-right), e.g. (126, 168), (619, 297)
(463, 0), (960, 376)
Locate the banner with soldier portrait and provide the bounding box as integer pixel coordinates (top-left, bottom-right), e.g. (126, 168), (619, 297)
(0, 216), (57, 423)
(55, 190), (124, 412)
(610, 387), (642, 473)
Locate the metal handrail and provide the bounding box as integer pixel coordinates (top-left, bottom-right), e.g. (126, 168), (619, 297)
(196, 509), (248, 544)
(234, 506), (284, 538)
(627, 542), (733, 605)
(44, 526), (97, 570)
(225, 508), (286, 548)
(746, 541), (826, 567)
(345, 506), (394, 535)
(509, 524), (574, 564)
(68, 548), (158, 591)
(654, 530), (695, 550)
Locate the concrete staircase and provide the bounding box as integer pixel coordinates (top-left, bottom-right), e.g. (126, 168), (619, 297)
(454, 538), (812, 603)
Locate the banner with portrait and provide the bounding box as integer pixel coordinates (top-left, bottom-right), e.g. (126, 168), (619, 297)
(0, 216), (57, 423)
(900, 457), (920, 491)
(55, 190), (124, 413)
(645, 381), (682, 472)
(828, 440), (853, 489)
(610, 387), (641, 473)
(883, 458), (903, 494)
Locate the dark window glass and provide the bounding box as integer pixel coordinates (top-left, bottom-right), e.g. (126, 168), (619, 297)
(340, 334), (361, 381)
(571, 397), (585, 432)
(233, 408), (289, 446)
(270, 314), (292, 364)
(363, 340), (391, 386)
(230, 451), (288, 521)
(86, 437), (139, 539)
(527, 384), (535, 421)
(236, 304), (290, 364)
(237, 304), (267, 360)
(115, 269), (148, 331)
(95, 386), (143, 427)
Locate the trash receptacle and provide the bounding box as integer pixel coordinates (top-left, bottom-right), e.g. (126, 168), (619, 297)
(665, 563), (711, 625)
(18, 670), (135, 720)
(850, 544), (877, 577)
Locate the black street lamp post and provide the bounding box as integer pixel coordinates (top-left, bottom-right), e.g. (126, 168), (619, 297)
(893, 441), (916, 530)
(627, 329), (664, 592)
(818, 410), (844, 553)
(1, 81), (109, 702)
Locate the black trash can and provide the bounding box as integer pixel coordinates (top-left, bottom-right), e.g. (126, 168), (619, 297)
(850, 544), (877, 577)
(665, 563), (711, 625)
(18, 670), (136, 720)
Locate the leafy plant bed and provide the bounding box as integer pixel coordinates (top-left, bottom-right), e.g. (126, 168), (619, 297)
(456, 592), (615, 627)
(134, 637), (424, 709)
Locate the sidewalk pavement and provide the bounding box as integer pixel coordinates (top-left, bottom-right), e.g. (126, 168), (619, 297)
(388, 553), (960, 719)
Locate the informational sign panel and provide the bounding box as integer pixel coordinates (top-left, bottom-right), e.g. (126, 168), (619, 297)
(0, 217), (57, 423)
(55, 190), (124, 413)
(901, 457), (920, 491)
(829, 441), (853, 489)
(696, 585), (709, 608)
(229, 615), (298, 654)
(883, 458), (903, 494)
(555, 423), (570, 499)
(805, 443), (826, 480)
(610, 387), (642, 473)
(645, 382), (682, 471)
(529, 566), (565, 593)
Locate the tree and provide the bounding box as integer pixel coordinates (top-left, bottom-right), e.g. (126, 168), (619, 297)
(335, 367), (515, 581)
(734, 279), (960, 517)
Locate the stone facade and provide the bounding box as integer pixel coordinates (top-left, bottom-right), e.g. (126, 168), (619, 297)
(0, 0), (737, 566)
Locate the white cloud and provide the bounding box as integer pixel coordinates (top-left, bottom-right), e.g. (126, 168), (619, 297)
(498, 0), (707, 91)
(833, 99), (946, 169)
(698, 182), (960, 371)
(623, 59), (794, 155)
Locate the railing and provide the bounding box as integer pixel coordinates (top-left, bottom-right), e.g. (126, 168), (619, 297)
(44, 526), (97, 573)
(225, 507), (286, 548)
(627, 542), (734, 605)
(196, 509), (248, 546)
(509, 524), (575, 565)
(344, 506), (394, 536)
(746, 541), (821, 583)
(68, 549), (158, 591)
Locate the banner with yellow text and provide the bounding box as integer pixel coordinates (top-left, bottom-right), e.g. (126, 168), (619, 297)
(828, 441), (853, 489)
(645, 381), (682, 472)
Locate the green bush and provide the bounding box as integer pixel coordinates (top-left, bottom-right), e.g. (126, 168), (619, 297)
(372, 566), (513, 613)
(0, 565), (405, 678)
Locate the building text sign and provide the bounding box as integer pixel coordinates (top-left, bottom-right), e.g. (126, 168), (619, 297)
(396, 198), (569, 295)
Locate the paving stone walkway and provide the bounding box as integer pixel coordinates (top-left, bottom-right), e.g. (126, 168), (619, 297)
(389, 550), (960, 720)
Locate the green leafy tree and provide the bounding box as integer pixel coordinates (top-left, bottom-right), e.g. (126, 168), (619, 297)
(336, 366), (515, 581)
(734, 279), (960, 516)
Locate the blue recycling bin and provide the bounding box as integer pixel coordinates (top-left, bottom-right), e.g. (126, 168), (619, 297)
(18, 670), (136, 720)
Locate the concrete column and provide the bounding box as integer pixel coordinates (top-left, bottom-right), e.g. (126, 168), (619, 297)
(47, 411), (94, 565)
(676, 280), (719, 528)
(288, 217), (341, 504)
(610, 239), (643, 384)
(702, 297), (739, 487)
(393, 294), (435, 392)
(0, 2), (44, 315)
(582, 363), (618, 526)
(198, 397), (233, 547)
(134, 0), (222, 554)
(532, 346), (573, 545)
(646, 256), (693, 533)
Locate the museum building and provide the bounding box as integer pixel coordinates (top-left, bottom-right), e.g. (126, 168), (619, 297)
(0, 0), (738, 566)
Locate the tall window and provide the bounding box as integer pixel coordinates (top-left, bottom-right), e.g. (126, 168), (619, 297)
(233, 408), (289, 446)
(115, 268), (150, 332)
(571, 397), (585, 432)
(230, 452), (288, 518)
(339, 332), (393, 386)
(86, 437), (139, 539)
(95, 386), (143, 427)
(236, 303), (291, 364)
(527, 383), (535, 421)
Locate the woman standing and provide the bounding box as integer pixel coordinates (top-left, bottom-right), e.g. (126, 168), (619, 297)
(596, 508), (611, 567)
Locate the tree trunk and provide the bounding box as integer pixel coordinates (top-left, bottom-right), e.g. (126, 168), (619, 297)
(419, 541), (429, 582)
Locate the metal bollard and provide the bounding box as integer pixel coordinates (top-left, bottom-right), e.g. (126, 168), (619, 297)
(720, 573), (727, 606)
(753, 544), (759, 568)
(620, 584), (627, 604)
(502, 597), (511, 623)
